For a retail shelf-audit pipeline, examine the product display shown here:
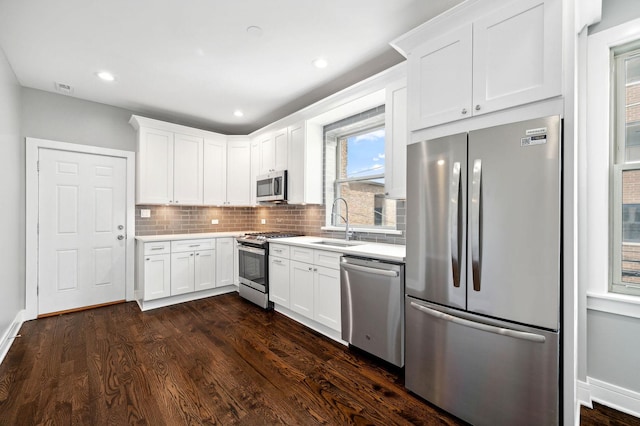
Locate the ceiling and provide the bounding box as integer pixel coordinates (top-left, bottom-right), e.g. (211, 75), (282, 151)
(0, 0), (463, 134)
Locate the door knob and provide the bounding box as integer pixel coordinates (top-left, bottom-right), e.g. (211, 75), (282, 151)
(117, 235), (125, 240)
(118, 225), (124, 230)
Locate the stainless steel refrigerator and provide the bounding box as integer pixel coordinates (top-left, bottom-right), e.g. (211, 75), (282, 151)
(405, 116), (561, 426)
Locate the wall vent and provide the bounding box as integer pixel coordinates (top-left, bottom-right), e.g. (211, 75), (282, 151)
(55, 82), (74, 94)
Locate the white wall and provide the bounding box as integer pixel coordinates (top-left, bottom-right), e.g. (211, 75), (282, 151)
(21, 88), (137, 152)
(0, 47), (24, 350)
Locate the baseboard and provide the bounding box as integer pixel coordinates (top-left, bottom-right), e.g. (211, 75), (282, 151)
(578, 377), (640, 419)
(273, 304), (347, 346)
(0, 309), (26, 366)
(137, 286), (237, 311)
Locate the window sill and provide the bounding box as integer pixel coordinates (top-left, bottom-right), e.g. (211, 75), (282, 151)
(320, 226), (403, 236)
(586, 292), (640, 319)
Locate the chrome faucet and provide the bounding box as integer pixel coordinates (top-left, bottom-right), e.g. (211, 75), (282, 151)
(331, 197), (352, 240)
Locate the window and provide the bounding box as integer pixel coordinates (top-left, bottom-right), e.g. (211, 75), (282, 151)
(324, 110), (397, 230)
(612, 45), (640, 296)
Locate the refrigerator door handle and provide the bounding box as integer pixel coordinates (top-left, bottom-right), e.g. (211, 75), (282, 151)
(450, 161), (461, 288)
(471, 159), (482, 292)
(409, 302), (546, 343)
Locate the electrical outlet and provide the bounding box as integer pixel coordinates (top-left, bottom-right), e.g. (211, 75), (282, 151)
(261, 219), (266, 225)
(211, 219), (219, 225)
(140, 209), (151, 218)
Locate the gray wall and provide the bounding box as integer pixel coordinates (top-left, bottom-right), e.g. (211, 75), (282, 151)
(587, 310), (640, 393)
(21, 88), (137, 152)
(0, 47), (24, 341)
(589, 0), (640, 35)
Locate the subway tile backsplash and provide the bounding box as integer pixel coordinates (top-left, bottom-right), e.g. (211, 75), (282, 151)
(135, 201), (406, 245)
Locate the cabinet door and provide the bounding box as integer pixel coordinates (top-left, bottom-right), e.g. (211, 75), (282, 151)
(258, 135), (275, 174)
(385, 79), (407, 199)
(287, 121), (323, 205)
(290, 260), (314, 318)
(269, 256), (290, 307)
(472, 0), (561, 115)
(227, 139), (252, 205)
(137, 127), (174, 204)
(216, 238), (235, 286)
(143, 254), (171, 300)
(171, 251), (195, 295)
(203, 137), (227, 205)
(314, 266), (341, 332)
(408, 24), (472, 130)
(194, 249), (216, 291)
(273, 129), (288, 171)
(173, 133), (203, 205)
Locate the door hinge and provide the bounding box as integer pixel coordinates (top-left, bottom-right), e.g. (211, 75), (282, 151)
(37, 160), (39, 172)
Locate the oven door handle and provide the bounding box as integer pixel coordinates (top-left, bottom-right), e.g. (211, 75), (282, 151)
(238, 245), (266, 255)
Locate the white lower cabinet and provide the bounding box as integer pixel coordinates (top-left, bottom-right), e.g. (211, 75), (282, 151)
(144, 253), (171, 300)
(285, 247), (342, 333)
(136, 237), (236, 308)
(216, 238), (235, 286)
(269, 243), (291, 307)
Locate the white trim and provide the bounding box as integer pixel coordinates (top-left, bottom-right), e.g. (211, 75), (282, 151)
(136, 285), (237, 311)
(585, 18), (640, 305)
(0, 309), (25, 366)
(586, 292), (640, 319)
(273, 304), (347, 345)
(25, 137), (136, 320)
(579, 377), (640, 419)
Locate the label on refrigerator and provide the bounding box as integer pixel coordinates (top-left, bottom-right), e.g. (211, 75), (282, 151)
(521, 134), (547, 147)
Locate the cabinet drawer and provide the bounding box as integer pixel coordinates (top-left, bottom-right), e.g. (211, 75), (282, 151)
(171, 239), (215, 253)
(144, 241), (170, 255)
(314, 250), (341, 269)
(290, 246), (314, 263)
(269, 243), (290, 259)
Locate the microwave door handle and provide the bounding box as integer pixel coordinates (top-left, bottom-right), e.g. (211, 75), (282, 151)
(274, 177), (280, 195)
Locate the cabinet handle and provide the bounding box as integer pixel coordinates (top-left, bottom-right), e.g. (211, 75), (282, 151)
(151, 247), (164, 251)
(308, 267), (312, 271)
(461, 108), (467, 115)
(273, 259), (282, 264)
(190, 253), (194, 256)
(314, 268), (317, 272)
(146, 258), (150, 261)
(189, 244), (200, 247)
(475, 104), (481, 111)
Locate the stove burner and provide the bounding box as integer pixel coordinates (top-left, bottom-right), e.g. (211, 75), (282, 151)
(236, 231), (301, 245)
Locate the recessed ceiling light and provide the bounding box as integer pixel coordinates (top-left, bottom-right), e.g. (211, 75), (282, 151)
(246, 26), (263, 37)
(312, 58), (328, 69)
(97, 71), (115, 82)
(234, 110), (244, 117)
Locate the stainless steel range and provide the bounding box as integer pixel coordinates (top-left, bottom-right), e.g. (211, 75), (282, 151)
(236, 232), (300, 309)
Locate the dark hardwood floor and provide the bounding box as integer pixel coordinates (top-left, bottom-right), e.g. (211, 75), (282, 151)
(0, 292), (637, 425)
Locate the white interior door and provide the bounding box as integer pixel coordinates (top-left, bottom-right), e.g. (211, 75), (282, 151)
(38, 148), (127, 315)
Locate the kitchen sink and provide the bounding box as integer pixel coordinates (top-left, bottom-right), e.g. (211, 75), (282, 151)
(310, 240), (363, 248)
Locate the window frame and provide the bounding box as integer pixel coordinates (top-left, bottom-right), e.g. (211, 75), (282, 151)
(611, 46), (640, 297)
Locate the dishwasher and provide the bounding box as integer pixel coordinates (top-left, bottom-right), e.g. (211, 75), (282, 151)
(340, 256), (405, 367)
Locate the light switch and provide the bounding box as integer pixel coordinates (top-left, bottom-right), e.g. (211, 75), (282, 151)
(140, 209), (151, 218)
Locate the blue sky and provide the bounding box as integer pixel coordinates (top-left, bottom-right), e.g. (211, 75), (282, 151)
(346, 128), (385, 177)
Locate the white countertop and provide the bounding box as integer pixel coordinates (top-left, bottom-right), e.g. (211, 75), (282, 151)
(136, 233), (405, 262)
(135, 231), (246, 242)
(270, 236), (405, 263)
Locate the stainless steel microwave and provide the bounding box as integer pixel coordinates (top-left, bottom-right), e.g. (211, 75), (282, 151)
(256, 170), (287, 202)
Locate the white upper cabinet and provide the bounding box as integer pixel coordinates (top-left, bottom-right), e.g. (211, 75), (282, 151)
(287, 121), (323, 205)
(137, 127), (174, 204)
(173, 133), (204, 205)
(136, 128), (203, 205)
(408, 24), (473, 130)
(256, 128), (288, 175)
(226, 138), (252, 206)
(250, 140), (260, 205)
(203, 136), (227, 205)
(402, 0), (562, 130)
(385, 79), (408, 199)
(472, 0), (562, 115)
